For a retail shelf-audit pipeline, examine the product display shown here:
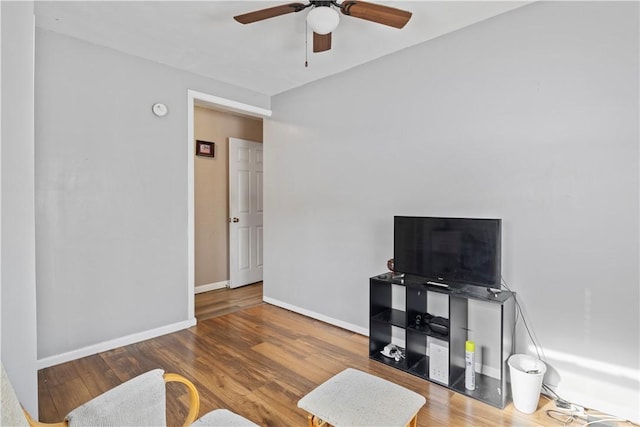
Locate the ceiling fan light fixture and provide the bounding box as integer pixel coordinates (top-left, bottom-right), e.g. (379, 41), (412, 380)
(306, 6), (339, 35)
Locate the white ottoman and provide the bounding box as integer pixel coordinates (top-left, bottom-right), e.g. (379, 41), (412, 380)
(297, 368), (426, 427)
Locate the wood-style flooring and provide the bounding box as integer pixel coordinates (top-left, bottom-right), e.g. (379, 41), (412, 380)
(195, 281), (263, 321)
(37, 284), (628, 427)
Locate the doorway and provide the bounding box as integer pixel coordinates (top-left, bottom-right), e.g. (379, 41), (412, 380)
(186, 90), (271, 321)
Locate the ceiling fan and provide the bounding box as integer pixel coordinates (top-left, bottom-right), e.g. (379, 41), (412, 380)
(234, 1), (412, 53)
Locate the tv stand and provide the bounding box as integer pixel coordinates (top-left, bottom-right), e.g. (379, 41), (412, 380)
(369, 273), (515, 409)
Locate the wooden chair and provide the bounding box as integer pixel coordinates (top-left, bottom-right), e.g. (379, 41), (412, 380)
(22, 371), (199, 427)
(2, 364), (256, 427)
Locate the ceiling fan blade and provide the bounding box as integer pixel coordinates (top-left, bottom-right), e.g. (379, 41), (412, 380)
(234, 3), (307, 24)
(313, 32), (332, 52)
(340, 1), (412, 29)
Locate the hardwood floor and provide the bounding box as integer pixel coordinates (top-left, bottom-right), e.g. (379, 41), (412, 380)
(37, 287), (629, 426)
(195, 282), (263, 321)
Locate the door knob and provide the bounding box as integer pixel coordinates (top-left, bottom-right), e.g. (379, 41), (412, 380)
(229, 217), (240, 223)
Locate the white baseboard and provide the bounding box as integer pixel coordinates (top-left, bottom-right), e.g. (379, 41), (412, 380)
(37, 318), (197, 369)
(195, 280), (228, 294)
(263, 296), (369, 336)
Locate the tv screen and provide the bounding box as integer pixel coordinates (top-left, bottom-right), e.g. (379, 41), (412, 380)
(393, 216), (501, 288)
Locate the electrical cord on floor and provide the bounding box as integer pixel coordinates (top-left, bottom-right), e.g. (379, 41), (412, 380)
(545, 408), (584, 426)
(542, 385), (633, 426)
(542, 383), (573, 409)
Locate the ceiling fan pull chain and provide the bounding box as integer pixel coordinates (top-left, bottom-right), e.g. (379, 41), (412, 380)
(305, 20), (309, 67)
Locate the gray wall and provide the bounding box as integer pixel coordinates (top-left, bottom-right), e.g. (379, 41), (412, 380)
(265, 1), (638, 420)
(35, 29), (269, 360)
(1, 0), (39, 416)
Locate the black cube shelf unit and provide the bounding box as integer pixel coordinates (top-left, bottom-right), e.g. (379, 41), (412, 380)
(369, 273), (516, 409)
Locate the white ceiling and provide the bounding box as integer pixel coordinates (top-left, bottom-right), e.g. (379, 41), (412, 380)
(34, 1), (531, 96)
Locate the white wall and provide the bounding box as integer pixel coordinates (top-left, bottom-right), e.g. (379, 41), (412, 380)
(1, 1), (39, 416)
(35, 29), (270, 364)
(265, 1), (638, 421)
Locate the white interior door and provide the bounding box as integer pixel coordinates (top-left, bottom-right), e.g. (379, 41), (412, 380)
(228, 138), (263, 288)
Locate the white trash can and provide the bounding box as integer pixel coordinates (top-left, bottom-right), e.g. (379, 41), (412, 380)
(508, 354), (547, 414)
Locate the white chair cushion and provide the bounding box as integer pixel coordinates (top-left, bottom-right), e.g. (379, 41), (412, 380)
(66, 369), (166, 427)
(192, 409), (258, 426)
(1, 363), (29, 427)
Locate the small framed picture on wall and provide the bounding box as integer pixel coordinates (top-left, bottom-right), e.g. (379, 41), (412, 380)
(196, 140), (215, 158)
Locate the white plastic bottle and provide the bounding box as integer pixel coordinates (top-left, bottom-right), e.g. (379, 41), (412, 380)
(465, 340), (476, 391)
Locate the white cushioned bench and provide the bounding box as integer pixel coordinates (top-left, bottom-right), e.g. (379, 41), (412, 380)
(297, 368), (426, 427)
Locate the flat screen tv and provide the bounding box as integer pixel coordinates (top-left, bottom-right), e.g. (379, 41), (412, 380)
(393, 216), (501, 289)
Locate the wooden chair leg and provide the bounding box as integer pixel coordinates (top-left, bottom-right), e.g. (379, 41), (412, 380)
(407, 414), (418, 427)
(308, 414), (329, 427)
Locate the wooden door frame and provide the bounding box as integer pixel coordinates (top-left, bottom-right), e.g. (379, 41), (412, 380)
(186, 90), (271, 321)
